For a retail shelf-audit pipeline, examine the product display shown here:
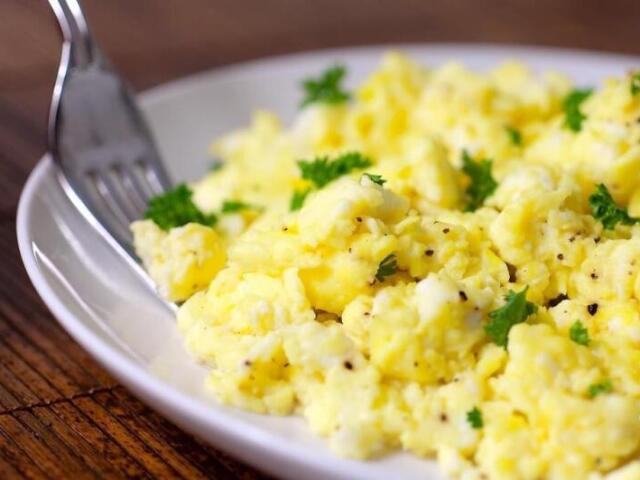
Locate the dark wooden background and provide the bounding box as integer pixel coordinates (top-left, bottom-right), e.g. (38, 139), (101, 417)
(1, 1), (639, 478)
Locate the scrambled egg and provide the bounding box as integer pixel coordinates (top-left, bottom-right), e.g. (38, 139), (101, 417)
(132, 53), (640, 479)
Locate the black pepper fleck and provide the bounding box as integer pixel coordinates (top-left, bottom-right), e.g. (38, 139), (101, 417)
(459, 291), (468, 301)
(425, 249), (434, 257)
(587, 303), (599, 316)
(439, 413), (448, 422)
(343, 361), (353, 370)
(590, 272), (599, 280)
(594, 237), (601, 244)
(443, 228), (450, 234)
(356, 217), (363, 222)
(557, 253), (564, 260)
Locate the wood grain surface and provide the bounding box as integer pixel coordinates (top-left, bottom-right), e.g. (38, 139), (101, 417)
(1, 1), (639, 478)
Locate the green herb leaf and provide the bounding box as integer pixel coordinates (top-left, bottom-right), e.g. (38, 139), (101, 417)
(290, 188), (311, 211)
(301, 65), (351, 108)
(588, 379), (613, 398)
(144, 184), (217, 231)
(298, 152), (372, 189)
(505, 126), (522, 146)
(363, 173), (387, 186)
(589, 183), (639, 230)
(563, 88), (593, 132)
(569, 320), (590, 346)
(631, 73), (640, 96)
(221, 200), (257, 214)
(209, 160), (224, 172)
(375, 253), (397, 283)
(466, 407), (484, 429)
(461, 150), (498, 212)
(485, 287), (538, 347)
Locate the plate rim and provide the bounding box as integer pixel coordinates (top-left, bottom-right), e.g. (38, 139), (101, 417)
(139, 41), (640, 106)
(17, 157), (355, 480)
(16, 42), (640, 480)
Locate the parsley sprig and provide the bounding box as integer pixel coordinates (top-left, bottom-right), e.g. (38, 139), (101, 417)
(466, 407), (484, 429)
(363, 173), (387, 186)
(299, 152), (372, 188)
(563, 88), (593, 132)
(505, 126), (522, 146)
(589, 183), (639, 230)
(587, 379), (613, 398)
(374, 253), (397, 283)
(569, 320), (590, 346)
(144, 184), (217, 231)
(485, 287), (537, 347)
(290, 152), (372, 210)
(209, 160), (224, 172)
(300, 65), (351, 108)
(221, 200), (259, 214)
(461, 150), (498, 212)
(290, 188), (311, 211)
(631, 73), (640, 96)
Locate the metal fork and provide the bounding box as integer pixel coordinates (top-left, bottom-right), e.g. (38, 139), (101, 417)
(48, 0), (172, 262)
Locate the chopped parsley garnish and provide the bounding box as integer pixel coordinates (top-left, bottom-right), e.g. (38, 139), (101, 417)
(290, 188), (311, 211)
(209, 160), (224, 172)
(298, 152), (372, 188)
(505, 126), (522, 146)
(631, 73), (640, 96)
(466, 407), (484, 429)
(485, 287), (537, 347)
(569, 320), (590, 346)
(563, 88), (593, 132)
(221, 200), (257, 214)
(374, 253), (397, 283)
(300, 65), (351, 108)
(363, 173), (387, 186)
(588, 379), (613, 398)
(144, 184), (217, 231)
(589, 183), (639, 230)
(461, 150), (498, 212)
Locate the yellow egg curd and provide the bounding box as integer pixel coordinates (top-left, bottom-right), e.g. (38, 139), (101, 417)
(132, 53), (640, 479)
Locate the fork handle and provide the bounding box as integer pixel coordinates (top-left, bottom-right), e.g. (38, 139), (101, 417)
(48, 0), (96, 68)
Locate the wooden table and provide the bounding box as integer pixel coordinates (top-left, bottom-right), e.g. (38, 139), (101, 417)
(1, 1), (639, 478)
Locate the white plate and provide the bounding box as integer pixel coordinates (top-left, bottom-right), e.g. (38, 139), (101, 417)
(17, 44), (640, 480)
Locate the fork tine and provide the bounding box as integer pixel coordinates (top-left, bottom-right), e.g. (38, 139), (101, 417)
(141, 161), (170, 195)
(117, 165), (149, 214)
(87, 181), (132, 244)
(93, 171), (138, 227)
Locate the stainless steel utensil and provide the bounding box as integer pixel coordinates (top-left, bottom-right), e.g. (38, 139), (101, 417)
(48, 0), (172, 263)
